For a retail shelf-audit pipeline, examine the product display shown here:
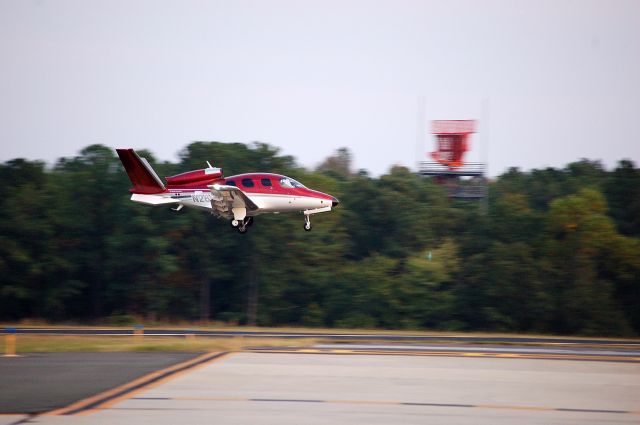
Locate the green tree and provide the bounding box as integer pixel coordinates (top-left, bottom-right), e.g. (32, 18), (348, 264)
(546, 188), (634, 335)
(603, 160), (640, 237)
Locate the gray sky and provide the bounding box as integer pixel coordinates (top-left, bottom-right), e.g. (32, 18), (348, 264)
(1, 0), (639, 176)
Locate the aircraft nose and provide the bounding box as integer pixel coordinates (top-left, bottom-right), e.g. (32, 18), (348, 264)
(331, 196), (340, 207)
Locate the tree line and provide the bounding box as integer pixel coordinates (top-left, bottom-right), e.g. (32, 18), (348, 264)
(1, 142), (639, 336)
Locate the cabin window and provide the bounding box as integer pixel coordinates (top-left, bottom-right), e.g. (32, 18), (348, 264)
(241, 178), (255, 188)
(279, 177), (306, 189)
(226, 180), (236, 187)
(261, 178), (272, 187)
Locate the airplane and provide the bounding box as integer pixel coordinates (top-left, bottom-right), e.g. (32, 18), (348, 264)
(116, 148), (339, 233)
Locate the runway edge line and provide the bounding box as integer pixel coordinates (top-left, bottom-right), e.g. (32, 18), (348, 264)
(246, 348), (640, 363)
(45, 351), (231, 416)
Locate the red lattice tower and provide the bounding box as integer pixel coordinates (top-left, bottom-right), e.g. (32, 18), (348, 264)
(430, 120), (476, 168)
(419, 119), (486, 198)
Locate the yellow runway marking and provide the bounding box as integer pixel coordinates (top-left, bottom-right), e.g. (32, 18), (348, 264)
(247, 348), (640, 363)
(46, 351), (232, 416)
(78, 352), (232, 416)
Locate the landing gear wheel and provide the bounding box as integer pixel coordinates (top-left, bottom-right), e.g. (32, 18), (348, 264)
(304, 215), (312, 231)
(231, 219), (239, 228)
(235, 217), (253, 234)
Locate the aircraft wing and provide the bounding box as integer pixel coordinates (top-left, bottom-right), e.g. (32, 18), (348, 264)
(207, 184), (259, 218)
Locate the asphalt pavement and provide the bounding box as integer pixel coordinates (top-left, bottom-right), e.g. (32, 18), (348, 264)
(0, 352), (200, 414)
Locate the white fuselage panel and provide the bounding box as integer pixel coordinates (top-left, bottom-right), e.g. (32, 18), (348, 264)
(165, 191), (329, 216)
(249, 193), (327, 212)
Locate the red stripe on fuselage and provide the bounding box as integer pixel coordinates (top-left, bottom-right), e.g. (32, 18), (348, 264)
(166, 172), (333, 200)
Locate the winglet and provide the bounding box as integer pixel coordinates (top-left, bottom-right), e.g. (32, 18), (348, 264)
(116, 149), (166, 194)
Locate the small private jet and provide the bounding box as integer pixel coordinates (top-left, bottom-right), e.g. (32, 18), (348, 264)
(116, 148), (339, 233)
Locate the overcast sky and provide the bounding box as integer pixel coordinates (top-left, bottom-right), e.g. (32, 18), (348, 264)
(1, 0), (639, 176)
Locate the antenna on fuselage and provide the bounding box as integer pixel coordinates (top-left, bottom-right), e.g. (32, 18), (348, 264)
(206, 161), (213, 168)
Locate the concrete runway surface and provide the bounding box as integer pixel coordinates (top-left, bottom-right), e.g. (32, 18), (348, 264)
(8, 351), (640, 425)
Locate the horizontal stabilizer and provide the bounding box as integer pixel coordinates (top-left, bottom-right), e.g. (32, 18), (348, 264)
(130, 194), (179, 205)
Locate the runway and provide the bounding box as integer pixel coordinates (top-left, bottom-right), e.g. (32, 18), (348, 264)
(8, 351), (639, 425)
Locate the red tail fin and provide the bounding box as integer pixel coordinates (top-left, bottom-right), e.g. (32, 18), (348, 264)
(116, 149), (166, 194)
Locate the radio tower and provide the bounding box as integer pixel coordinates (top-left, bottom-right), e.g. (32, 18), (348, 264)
(418, 120), (487, 199)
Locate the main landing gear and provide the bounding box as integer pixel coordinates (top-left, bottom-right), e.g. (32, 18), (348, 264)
(230, 215), (313, 233)
(304, 214), (312, 232)
(231, 217), (253, 234)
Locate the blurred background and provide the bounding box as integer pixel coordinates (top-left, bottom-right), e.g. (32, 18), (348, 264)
(1, 143), (638, 336)
(0, 0), (639, 337)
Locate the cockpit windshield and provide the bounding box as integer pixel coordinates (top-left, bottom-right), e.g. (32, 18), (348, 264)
(279, 177), (306, 189)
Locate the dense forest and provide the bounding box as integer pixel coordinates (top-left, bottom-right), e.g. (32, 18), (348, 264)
(1, 142), (639, 336)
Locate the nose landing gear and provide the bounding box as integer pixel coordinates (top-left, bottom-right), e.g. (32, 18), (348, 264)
(231, 217), (253, 233)
(304, 214), (312, 231)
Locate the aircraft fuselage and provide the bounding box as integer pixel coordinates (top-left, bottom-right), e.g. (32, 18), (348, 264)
(116, 148), (338, 233)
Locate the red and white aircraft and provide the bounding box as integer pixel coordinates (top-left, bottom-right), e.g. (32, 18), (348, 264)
(116, 148), (339, 233)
